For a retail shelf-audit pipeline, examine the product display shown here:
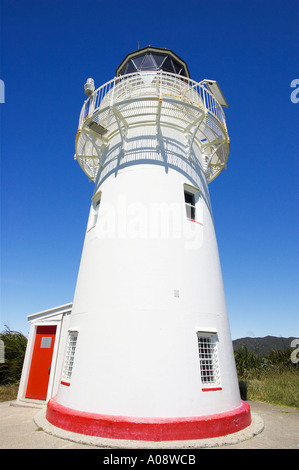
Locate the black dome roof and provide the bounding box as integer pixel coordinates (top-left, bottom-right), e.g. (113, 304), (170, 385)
(116, 46), (190, 78)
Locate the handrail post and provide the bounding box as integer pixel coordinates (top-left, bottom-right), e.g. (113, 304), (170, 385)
(110, 78), (116, 107)
(202, 85), (207, 114)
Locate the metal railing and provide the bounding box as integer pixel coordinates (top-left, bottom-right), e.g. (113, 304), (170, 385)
(78, 71), (227, 132)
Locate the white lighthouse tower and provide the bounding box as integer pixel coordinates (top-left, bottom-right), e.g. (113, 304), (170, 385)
(47, 46), (251, 441)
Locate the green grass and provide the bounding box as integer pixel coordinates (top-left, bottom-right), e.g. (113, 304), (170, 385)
(247, 370), (299, 409)
(235, 346), (299, 409)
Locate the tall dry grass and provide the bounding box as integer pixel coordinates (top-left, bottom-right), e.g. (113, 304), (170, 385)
(234, 346), (299, 408)
(0, 383), (19, 402)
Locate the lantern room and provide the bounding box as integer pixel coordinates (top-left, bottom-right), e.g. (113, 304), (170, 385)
(116, 45), (190, 78)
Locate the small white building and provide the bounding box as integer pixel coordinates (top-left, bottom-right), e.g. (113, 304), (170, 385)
(17, 303), (72, 404)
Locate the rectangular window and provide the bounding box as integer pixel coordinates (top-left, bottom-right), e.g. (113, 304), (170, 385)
(87, 192), (102, 232)
(197, 333), (221, 389)
(62, 331), (78, 382)
(93, 198), (101, 226)
(184, 190), (196, 220)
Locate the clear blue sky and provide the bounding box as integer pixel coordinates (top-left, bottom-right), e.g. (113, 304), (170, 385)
(1, 0), (298, 340)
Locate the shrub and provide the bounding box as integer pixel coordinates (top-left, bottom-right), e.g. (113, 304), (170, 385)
(234, 344), (299, 408)
(0, 326), (27, 385)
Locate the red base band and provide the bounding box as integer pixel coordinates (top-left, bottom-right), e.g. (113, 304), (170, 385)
(46, 397), (251, 441)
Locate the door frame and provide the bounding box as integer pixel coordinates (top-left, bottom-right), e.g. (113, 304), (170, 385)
(22, 321), (61, 402)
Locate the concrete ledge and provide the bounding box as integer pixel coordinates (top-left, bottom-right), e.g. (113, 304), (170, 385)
(10, 399), (46, 409)
(34, 407), (264, 449)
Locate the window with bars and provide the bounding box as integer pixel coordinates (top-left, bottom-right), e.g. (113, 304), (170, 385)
(197, 333), (221, 389)
(62, 331), (78, 382)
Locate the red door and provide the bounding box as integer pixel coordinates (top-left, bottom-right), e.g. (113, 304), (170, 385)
(26, 325), (57, 400)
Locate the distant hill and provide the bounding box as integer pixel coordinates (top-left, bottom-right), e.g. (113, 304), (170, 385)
(232, 336), (296, 355)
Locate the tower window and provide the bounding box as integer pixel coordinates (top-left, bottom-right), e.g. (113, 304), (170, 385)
(62, 331), (78, 382)
(87, 193), (102, 232)
(93, 198), (101, 226)
(184, 190), (196, 220)
(197, 333), (221, 389)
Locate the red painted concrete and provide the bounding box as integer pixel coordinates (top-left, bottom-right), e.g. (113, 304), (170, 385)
(46, 397), (251, 441)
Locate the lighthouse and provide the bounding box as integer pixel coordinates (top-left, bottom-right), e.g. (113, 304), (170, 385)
(46, 46), (251, 441)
